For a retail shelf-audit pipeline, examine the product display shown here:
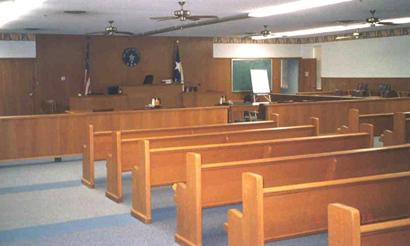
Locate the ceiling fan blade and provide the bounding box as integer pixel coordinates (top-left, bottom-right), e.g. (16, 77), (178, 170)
(150, 16), (179, 21)
(86, 31), (107, 35)
(116, 31), (134, 36)
(189, 15), (218, 19)
(185, 16), (201, 21)
(335, 20), (361, 25)
(378, 21), (398, 26)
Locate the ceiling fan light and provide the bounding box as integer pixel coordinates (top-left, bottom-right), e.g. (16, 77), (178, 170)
(248, 0), (353, 18)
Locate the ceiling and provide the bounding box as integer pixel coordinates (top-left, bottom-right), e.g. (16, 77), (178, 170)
(1, 0), (410, 38)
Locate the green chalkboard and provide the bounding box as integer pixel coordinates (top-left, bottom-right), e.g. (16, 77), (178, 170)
(232, 59), (272, 92)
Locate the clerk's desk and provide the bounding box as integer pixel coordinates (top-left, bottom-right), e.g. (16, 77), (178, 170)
(69, 84), (183, 112)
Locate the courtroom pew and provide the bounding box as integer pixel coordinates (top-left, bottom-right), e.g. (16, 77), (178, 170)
(128, 124), (373, 224)
(105, 118), (319, 201)
(227, 171), (410, 246)
(261, 97), (410, 134)
(381, 112), (410, 146)
(328, 203), (410, 246)
(175, 144), (410, 246)
(338, 108), (410, 136)
(82, 118), (279, 188)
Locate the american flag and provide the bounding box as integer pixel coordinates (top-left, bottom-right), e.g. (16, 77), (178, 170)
(83, 38), (91, 95)
(173, 44), (184, 84)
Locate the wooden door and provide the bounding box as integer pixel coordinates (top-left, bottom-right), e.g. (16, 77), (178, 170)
(299, 58), (317, 92)
(0, 59), (35, 115)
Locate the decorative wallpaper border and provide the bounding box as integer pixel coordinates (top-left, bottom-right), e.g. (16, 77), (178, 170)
(0, 33), (35, 41)
(214, 27), (410, 44)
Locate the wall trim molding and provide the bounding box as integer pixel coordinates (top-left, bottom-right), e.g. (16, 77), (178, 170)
(214, 27), (410, 44)
(0, 33), (35, 41)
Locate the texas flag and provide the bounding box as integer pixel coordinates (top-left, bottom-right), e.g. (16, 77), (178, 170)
(173, 45), (184, 84)
(83, 38), (91, 95)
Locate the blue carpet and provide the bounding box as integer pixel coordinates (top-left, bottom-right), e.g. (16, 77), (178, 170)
(0, 159), (328, 246)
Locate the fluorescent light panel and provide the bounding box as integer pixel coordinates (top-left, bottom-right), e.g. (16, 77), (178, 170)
(0, 0), (46, 27)
(248, 0), (353, 18)
(384, 17), (410, 24)
(251, 16), (410, 40)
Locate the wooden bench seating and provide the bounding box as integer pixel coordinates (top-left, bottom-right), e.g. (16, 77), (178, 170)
(227, 171), (410, 246)
(328, 203), (410, 246)
(175, 144), (410, 246)
(338, 108), (410, 136)
(105, 118), (319, 201)
(381, 112), (410, 146)
(127, 123), (373, 224)
(82, 119), (279, 188)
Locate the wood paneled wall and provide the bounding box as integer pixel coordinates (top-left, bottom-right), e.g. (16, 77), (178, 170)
(0, 36), (290, 115)
(0, 106), (228, 161)
(322, 78), (410, 94)
(3, 34), (408, 116)
(0, 59), (35, 115)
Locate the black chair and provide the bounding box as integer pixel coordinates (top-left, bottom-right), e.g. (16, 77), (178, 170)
(143, 75), (154, 85)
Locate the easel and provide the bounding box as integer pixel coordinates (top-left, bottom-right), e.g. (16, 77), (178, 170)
(252, 93), (271, 103)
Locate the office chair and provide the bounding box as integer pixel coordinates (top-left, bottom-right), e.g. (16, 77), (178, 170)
(143, 74), (154, 85)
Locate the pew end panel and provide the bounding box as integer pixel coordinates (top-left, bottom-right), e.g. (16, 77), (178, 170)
(329, 203), (410, 246)
(227, 209), (244, 246)
(227, 172), (264, 246)
(175, 153), (202, 246)
(130, 140), (152, 224)
(105, 131), (123, 203)
(81, 124), (95, 188)
(271, 113), (280, 127)
(310, 117), (320, 136)
(359, 123), (374, 147)
(336, 108), (359, 133)
(381, 112), (406, 146)
(328, 203), (361, 246)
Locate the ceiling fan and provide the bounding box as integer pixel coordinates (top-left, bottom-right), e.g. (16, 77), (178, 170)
(150, 0), (218, 21)
(365, 10), (397, 27)
(87, 20), (134, 36)
(245, 25), (272, 39)
(337, 10), (398, 27)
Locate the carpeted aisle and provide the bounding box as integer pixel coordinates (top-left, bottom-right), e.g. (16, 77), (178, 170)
(0, 157), (327, 246)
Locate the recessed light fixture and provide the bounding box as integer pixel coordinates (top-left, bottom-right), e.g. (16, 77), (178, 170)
(248, 0), (353, 18)
(63, 10), (87, 15)
(0, 0), (46, 27)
